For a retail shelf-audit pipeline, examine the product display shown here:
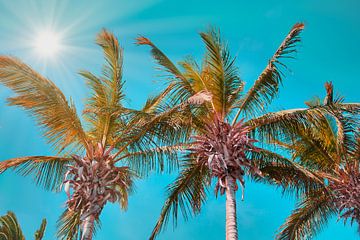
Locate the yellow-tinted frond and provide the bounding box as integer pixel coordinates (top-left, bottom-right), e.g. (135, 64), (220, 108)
(0, 56), (88, 152)
(180, 59), (216, 112)
(141, 83), (175, 114)
(200, 28), (242, 118)
(0, 211), (25, 240)
(82, 29), (125, 146)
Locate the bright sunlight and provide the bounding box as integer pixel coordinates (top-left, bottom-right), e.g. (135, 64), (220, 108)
(34, 30), (62, 58)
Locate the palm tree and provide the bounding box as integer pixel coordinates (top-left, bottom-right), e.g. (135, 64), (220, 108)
(0, 30), (203, 240)
(274, 82), (360, 239)
(138, 24), (360, 240)
(0, 211), (46, 240)
(137, 23), (308, 239)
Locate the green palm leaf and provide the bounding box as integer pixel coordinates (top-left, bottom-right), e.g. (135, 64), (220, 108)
(276, 191), (335, 240)
(273, 82), (360, 238)
(249, 149), (323, 197)
(120, 144), (188, 176)
(200, 28), (242, 117)
(0, 212), (25, 240)
(150, 157), (210, 240)
(234, 23), (304, 120)
(0, 212), (46, 240)
(135, 36), (188, 82)
(0, 156), (72, 191)
(34, 219), (47, 240)
(136, 36), (194, 104)
(246, 107), (325, 143)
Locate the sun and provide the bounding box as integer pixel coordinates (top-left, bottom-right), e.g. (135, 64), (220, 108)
(34, 30), (62, 58)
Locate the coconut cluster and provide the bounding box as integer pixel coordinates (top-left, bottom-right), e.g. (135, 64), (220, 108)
(63, 144), (129, 221)
(190, 118), (261, 198)
(330, 166), (360, 229)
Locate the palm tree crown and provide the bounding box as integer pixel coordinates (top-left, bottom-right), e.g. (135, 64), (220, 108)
(0, 29), (198, 240)
(0, 211), (46, 240)
(190, 118), (261, 198)
(276, 82), (360, 239)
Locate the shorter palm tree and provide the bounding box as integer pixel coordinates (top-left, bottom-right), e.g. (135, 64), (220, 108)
(0, 211), (46, 240)
(0, 29), (201, 240)
(276, 82), (360, 239)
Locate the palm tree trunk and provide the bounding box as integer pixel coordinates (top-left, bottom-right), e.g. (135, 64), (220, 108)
(225, 176), (238, 240)
(81, 215), (95, 240)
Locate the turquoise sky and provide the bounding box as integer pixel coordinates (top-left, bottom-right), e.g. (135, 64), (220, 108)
(0, 0), (359, 239)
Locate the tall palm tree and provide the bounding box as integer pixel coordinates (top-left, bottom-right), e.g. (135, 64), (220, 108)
(0, 211), (46, 240)
(138, 24), (360, 240)
(137, 23), (303, 239)
(0, 30), (202, 240)
(274, 82), (360, 239)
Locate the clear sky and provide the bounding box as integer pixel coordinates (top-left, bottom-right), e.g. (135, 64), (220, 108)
(0, 0), (359, 239)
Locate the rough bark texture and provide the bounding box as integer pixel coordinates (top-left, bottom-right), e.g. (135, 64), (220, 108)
(226, 177), (238, 240)
(81, 215), (95, 240)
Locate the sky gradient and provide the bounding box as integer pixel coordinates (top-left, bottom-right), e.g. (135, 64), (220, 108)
(0, 0), (359, 239)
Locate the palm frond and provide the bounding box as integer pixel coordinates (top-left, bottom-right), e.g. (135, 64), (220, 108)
(277, 191), (335, 240)
(115, 166), (136, 211)
(0, 156), (72, 191)
(34, 219), (47, 240)
(337, 103), (360, 114)
(278, 117), (338, 171)
(135, 36), (187, 81)
(141, 83), (175, 114)
(136, 36), (195, 104)
(179, 59), (216, 111)
(150, 158), (210, 240)
(292, 137), (335, 170)
(120, 144), (188, 176)
(200, 28), (242, 117)
(56, 210), (81, 240)
(325, 106), (357, 162)
(353, 131), (360, 161)
(82, 29), (125, 146)
(0, 211), (25, 240)
(246, 107), (325, 143)
(248, 149), (323, 196)
(315, 81), (360, 162)
(57, 210), (101, 240)
(0, 56), (88, 152)
(113, 97), (199, 160)
(115, 123), (190, 177)
(234, 23), (304, 121)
